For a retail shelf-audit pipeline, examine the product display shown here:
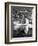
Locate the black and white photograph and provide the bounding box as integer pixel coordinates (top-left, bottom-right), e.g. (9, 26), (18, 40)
(5, 2), (37, 44)
(11, 6), (33, 38)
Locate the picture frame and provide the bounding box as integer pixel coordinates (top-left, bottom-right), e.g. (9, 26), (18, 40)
(5, 2), (37, 44)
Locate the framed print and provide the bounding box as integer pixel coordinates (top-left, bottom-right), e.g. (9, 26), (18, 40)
(5, 2), (37, 44)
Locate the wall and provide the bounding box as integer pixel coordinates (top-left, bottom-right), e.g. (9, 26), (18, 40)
(0, 0), (38, 46)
